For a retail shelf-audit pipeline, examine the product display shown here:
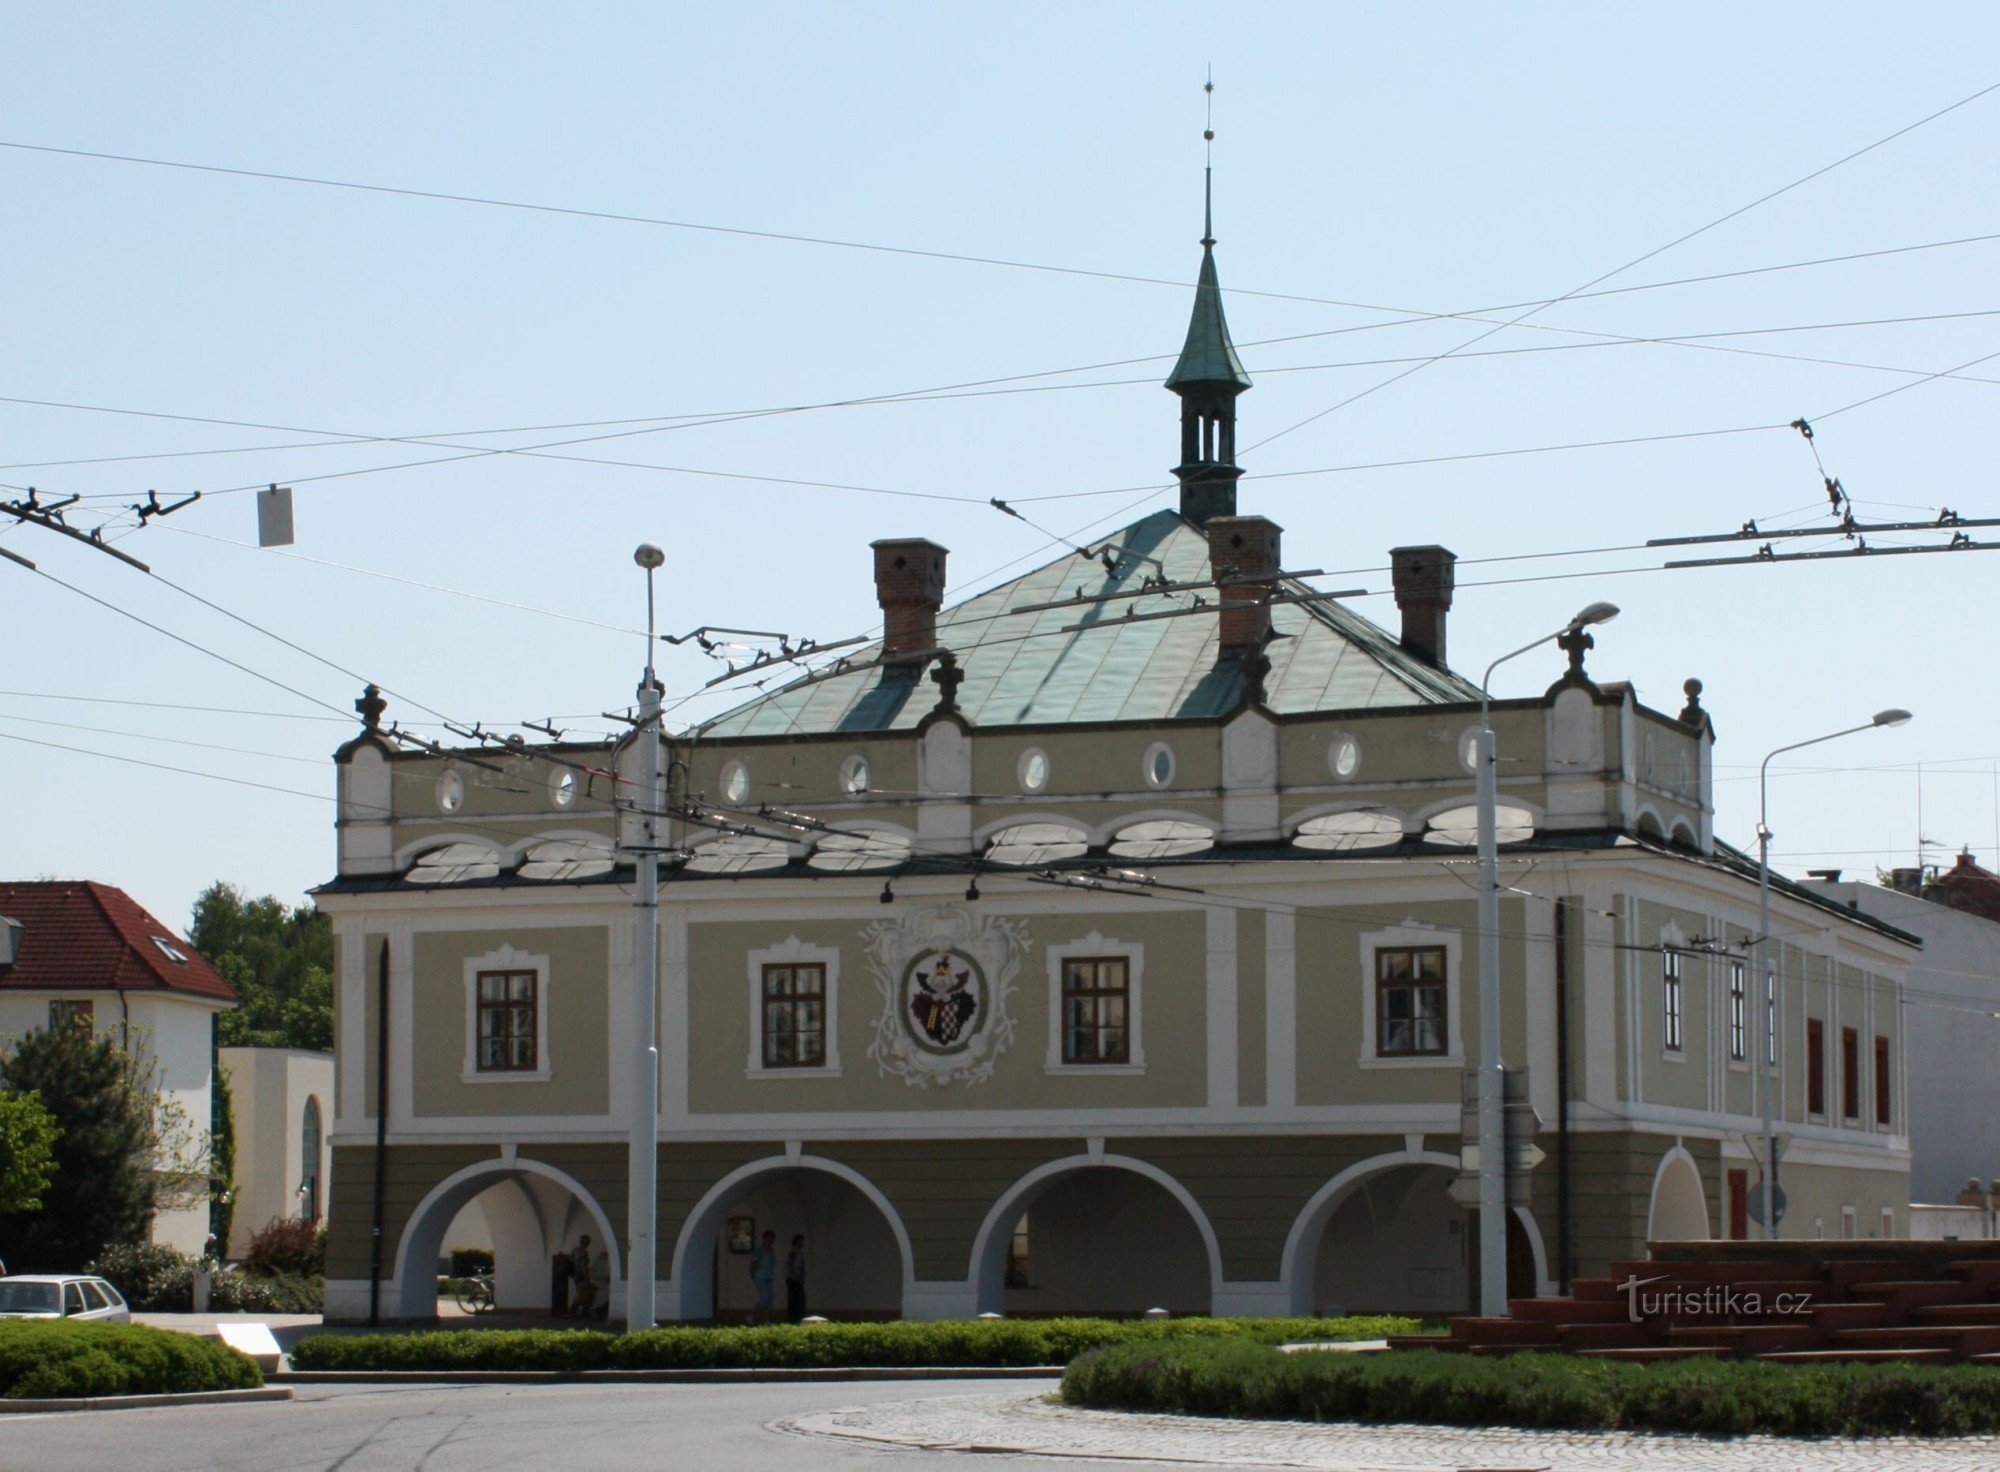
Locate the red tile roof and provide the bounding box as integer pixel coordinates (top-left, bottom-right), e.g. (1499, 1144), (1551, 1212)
(0, 881), (238, 1004)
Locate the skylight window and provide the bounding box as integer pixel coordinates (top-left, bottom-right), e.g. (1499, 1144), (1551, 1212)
(516, 839), (615, 881)
(807, 832), (910, 872)
(985, 821), (1089, 866)
(683, 835), (791, 874)
(405, 842), (502, 884)
(1292, 811), (1403, 852)
(1108, 819), (1214, 859)
(1422, 804), (1536, 847)
(150, 936), (189, 964)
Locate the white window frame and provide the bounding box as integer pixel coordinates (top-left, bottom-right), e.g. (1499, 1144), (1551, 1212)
(1726, 959), (1748, 1068)
(461, 942), (551, 1083)
(1358, 921), (1464, 1069)
(1661, 947), (1684, 1056)
(1045, 931), (1145, 1075)
(745, 936), (842, 1078)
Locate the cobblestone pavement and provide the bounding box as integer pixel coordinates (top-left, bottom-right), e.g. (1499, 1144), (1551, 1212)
(782, 1389), (2000, 1470)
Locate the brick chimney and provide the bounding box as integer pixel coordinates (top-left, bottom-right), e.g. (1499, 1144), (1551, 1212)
(872, 538), (948, 664)
(1206, 514), (1282, 657)
(1389, 545), (1456, 668)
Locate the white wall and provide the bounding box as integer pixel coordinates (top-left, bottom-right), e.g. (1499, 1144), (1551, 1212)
(219, 1046), (333, 1257)
(1803, 881), (2000, 1204)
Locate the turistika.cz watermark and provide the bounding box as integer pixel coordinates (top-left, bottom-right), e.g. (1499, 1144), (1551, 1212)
(1619, 1273), (1815, 1324)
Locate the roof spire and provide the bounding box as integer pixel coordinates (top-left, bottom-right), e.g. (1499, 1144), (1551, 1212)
(1168, 72), (1250, 526)
(1202, 69), (1215, 247)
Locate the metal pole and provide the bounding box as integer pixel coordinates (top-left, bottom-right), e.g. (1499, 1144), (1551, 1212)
(626, 544), (666, 1329)
(1753, 710), (1911, 1243)
(1475, 700), (1507, 1316)
(1474, 602), (1616, 1317)
(1756, 779), (1777, 1241)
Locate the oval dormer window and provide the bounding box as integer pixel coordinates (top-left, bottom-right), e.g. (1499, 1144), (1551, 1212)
(722, 761), (750, 805)
(1142, 742), (1175, 790)
(549, 768), (578, 810)
(840, 754), (870, 796)
(1018, 748), (1050, 794)
(1329, 734), (1360, 780)
(435, 768), (465, 814)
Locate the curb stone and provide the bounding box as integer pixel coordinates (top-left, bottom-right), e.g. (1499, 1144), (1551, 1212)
(274, 1366), (1061, 1385)
(0, 1387), (294, 1415)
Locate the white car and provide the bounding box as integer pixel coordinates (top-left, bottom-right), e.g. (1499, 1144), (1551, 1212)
(0, 1275), (132, 1323)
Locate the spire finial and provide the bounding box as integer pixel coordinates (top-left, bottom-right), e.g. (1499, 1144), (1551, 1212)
(1202, 69), (1216, 247)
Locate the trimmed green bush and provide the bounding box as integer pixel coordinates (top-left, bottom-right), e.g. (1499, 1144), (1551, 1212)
(88, 1241), (322, 1313)
(0, 1320), (261, 1399)
(1061, 1340), (2000, 1439)
(289, 1315), (1417, 1373)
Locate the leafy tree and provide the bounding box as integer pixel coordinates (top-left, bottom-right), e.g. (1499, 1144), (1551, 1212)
(0, 1028), (159, 1269)
(190, 882), (333, 1053)
(0, 1090), (60, 1216)
(209, 1063), (236, 1254)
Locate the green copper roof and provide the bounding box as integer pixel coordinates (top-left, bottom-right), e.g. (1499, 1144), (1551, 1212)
(695, 509), (1477, 738)
(1165, 245), (1251, 392)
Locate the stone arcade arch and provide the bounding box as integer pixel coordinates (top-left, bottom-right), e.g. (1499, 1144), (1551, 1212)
(1278, 1150), (1551, 1316)
(969, 1154), (1223, 1316)
(392, 1157), (622, 1321)
(1647, 1145), (1712, 1242)
(665, 1155), (915, 1322)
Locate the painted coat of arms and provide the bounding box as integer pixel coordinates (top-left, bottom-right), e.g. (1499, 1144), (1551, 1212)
(862, 904), (1030, 1088)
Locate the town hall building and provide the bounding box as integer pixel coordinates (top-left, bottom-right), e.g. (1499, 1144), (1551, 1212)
(316, 196), (1917, 1324)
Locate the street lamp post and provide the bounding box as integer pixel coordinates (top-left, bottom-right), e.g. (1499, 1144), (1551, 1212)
(1754, 708), (1911, 1241)
(1475, 600), (1618, 1317)
(627, 543), (667, 1329)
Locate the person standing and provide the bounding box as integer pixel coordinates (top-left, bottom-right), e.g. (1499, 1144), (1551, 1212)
(784, 1233), (807, 1323)
(571, 1233), (598, 1318)
(749, 1229), (777, 1323)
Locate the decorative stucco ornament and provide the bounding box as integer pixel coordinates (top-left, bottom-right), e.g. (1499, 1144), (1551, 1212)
(862, 904), (1030, 1088)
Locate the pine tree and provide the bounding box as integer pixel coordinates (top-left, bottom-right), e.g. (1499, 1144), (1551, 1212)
(0, 1027), (157, 1269)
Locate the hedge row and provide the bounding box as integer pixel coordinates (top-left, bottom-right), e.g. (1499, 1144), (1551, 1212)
(289, 1315), (1418, 1372)
(88, 1242), (322, 1313)
(0, 1320), (262, 1400)
(1061, 1339), (2000, 1439)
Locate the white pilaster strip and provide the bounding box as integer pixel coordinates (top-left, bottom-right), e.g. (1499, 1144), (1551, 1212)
(1264, 908), (1297, 1109)
(661, 911), (690, 1125)
(334, 917), (365, 1128)
(1206, 905), (1238, 1108)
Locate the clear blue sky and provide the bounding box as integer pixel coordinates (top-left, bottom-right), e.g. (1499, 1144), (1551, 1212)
(3, 4), (1997, 929)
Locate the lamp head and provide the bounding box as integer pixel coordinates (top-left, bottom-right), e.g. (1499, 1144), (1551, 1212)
(634, 543), (665, 571)
(1872, 708), (1913, 728)
(1570, 601), (1620, 630)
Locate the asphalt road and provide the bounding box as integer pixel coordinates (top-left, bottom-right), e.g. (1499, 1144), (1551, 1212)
(0, 1380), (1067, 1472)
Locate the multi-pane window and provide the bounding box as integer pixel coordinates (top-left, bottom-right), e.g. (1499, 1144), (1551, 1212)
(1874, 1035), (1892, 1126)
(475, 970), (538, 1073)
(1662, 950), (1684, 1051)
(1725, 962), (1746, 1061)
(1061, 958), (1130, 1064)
(1765, 972), (1777, 1066)
(1806, 1017), (1826, 1116)
(48, 998), (93, 1031)
(1377, 946), (1448, 1057)
(761, 963), (827, 1068)
(1841, 1027), (1861, 1121)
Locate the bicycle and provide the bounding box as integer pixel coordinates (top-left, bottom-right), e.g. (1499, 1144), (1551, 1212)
(452, 1273), (496, 1314)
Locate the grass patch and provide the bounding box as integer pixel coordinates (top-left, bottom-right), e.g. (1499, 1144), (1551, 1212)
(1061, 1339), (2000, 1439)
(0, 1320), (262, 1400)
(289, 1315), (1416, 1373)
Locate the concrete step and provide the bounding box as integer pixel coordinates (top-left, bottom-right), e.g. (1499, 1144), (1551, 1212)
(1810, 1301), (1896, 1332)
(1851, 1281), (1977, 1311)
(1759, 1347), (1956, 1364)
(1508, 1298), (1631, 1325)
(1575, 1345), (1726, 1362)
(1829, 1324), (2000, 1357)
(1912, 1302), (2000, 1325)
(1827, 1261), (1934, 1291)
(1553, 1322), (1657, 1351)
(1666, 1323), (1820, 1355)
(1443, 1317), (1566, 1346)
(1570, 1278), (1623, 1303)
